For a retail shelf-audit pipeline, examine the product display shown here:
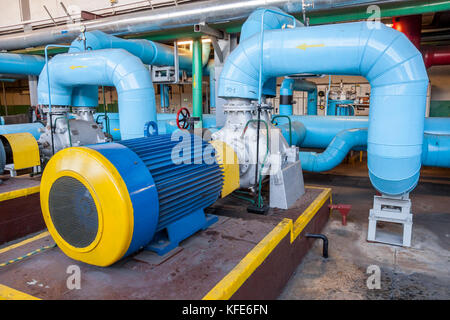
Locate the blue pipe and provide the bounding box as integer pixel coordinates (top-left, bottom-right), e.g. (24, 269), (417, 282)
(327, 99), (355, 116)
(70, 30), (193, 69)
(240, 7), (301, 98)
(38, 49), (155, 140)
(300, 128), (367, 172)
(0, 53), (45, 76)
(300, 129), (450, 171)
(280, 78), (318, 115)
(0, 122), (43, 140)
(422, 134), (450, 168)
(219, 19), (428, 196)
(159, 84), (169, 109)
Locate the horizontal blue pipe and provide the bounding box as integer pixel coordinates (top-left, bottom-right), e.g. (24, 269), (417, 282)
(219, 18), (429, 196)
(422, 134), (450, 168)
(0, 122), (43, 140)
(327, 99), (355, 116)
(38, 49), (156, 140)
(299, 127), (450, 172)
(70, 30), (193, 70)
(0, 53), (45, 76)
(300, 128), (367, 172)
(290, 116), (450, 148)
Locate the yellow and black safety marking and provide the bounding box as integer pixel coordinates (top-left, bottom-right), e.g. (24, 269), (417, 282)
(0, 244), (57, 267)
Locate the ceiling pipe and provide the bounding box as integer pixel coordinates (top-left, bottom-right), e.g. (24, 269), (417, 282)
(0, 0), (411, 51)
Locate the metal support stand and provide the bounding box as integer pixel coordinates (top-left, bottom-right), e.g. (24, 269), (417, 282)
(368, 194), (413, 247)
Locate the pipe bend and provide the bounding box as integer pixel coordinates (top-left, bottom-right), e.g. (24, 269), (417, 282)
(38, 49), (156, 140)
(300, 128), (367, 172)
(219, 19), (428, 195)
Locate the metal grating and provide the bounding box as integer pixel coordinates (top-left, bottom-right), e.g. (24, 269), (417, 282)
(48, 176), (98, 248)
(119, 134), (224, 231)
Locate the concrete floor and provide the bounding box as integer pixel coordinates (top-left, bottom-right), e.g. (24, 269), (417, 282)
(280, 159), (450, 300)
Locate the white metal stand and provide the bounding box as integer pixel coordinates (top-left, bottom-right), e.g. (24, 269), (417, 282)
(368, 193), (413, 247)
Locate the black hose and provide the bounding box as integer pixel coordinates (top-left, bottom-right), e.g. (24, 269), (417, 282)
(306, 233), (328, 258)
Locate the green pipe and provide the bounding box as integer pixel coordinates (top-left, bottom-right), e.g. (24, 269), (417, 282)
(192, 39), (203, 128)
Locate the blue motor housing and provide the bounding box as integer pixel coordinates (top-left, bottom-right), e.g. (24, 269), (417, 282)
(40, 133), (224, 266)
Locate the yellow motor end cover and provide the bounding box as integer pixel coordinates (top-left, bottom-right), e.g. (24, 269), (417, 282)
(40, 147), (134, 267)
(1, 132), (40, 170)
(210, 140), (240, 198)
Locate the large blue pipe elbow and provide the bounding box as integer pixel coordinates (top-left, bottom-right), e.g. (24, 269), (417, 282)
(69, 31), (198, 108)
(38, 49), (156, 140)
(300, 128), (367, 172)
(0, 53), (45, 76)
(219, 20), (428, 196)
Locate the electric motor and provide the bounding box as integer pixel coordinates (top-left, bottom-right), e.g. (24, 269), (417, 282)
(40, 133), (239, 266)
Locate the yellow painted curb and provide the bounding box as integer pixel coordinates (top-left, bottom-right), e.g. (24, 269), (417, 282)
(0, 185), (40, 202)
(0, 232), (50, 255)
(0, 284), (40, 300)
(203, 186), (332, 300)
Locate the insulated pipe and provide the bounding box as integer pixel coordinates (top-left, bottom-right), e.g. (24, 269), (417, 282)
(69, 30), (196, 108)
(392, 15), (422, 49)
(0, 53), (45, 76)
(280, 78), (317, 115)
(300, 129), (450, 171)
(422, 134), (450, 168)
(392, 15), (450, 68)
(70, 30), (193, 70)
(219, 21), (429, 196)
(300, 128), (367, 172)
(0, 123), (44, 140)
(240, 7), (302, 98)
(290, 116), (450, 148)
(38, 49), (155, 140)
(422, 46), (450, 69)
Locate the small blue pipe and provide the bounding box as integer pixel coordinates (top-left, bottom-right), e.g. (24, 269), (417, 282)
(300, 128), (367, 172)
(159, 84), (169, 109)
(38, 49), (156, 140)
(280, 78), (317, 115)
(327, 99), (355, 116)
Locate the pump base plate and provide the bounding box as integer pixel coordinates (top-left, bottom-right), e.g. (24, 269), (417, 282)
(0, 186), (331, 300)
